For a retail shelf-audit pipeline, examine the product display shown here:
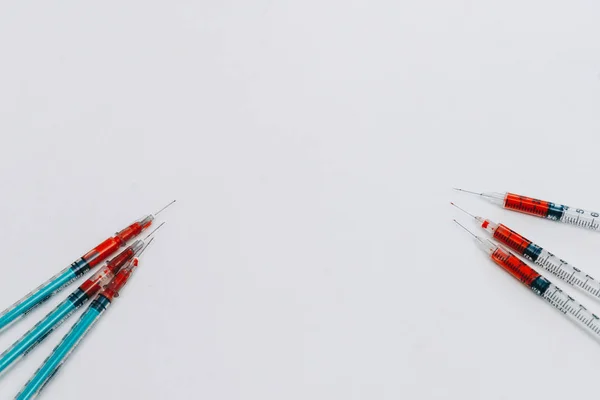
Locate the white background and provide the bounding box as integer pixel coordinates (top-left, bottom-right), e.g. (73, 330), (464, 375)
(0, 1), (600, 399)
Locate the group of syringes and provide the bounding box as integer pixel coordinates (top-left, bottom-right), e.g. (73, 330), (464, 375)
(452, 189), (600, 344)
(0, 200), (175, 399)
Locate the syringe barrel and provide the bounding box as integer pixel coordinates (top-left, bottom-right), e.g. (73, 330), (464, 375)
(490, 246), (549, 293)
(100, 257), (141, 301)
(15, 302), (108, 400)
(490, 224), (543, 262)
(540, 283), (600, 342)
(554, 206), (600, 231)
(503, 193), (553, 218)
(490, 224), (600, 301)
(503, 193), (600, 231)
(82, 217), (153, 267)
(115, 216), (154, 243)
(78, 242), (142, 297)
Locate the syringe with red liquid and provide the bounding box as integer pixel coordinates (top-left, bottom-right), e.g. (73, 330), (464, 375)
(0, 200), (175, 333)
(451, 203), (600, 301)
(454, 220), (600, 342)
(0, 223), (164, 378)
(454, 189), (600, 231)
(16, 241), (152, 400)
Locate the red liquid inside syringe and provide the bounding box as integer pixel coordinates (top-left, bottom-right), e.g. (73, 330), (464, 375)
(490, 246), (541, 287)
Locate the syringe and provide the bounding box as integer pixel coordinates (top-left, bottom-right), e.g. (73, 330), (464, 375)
(451, 203), (600, 302)
(454, 220), (600, 343)
(0, 223), (164, 378)
(454, 188), (600, 231)
(0, 200), (174, 333)
(16, 243), (150, 400)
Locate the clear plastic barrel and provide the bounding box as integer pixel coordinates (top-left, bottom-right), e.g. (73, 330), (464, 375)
(542, 283), (600, 339)
(534, 249), (600, 300)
